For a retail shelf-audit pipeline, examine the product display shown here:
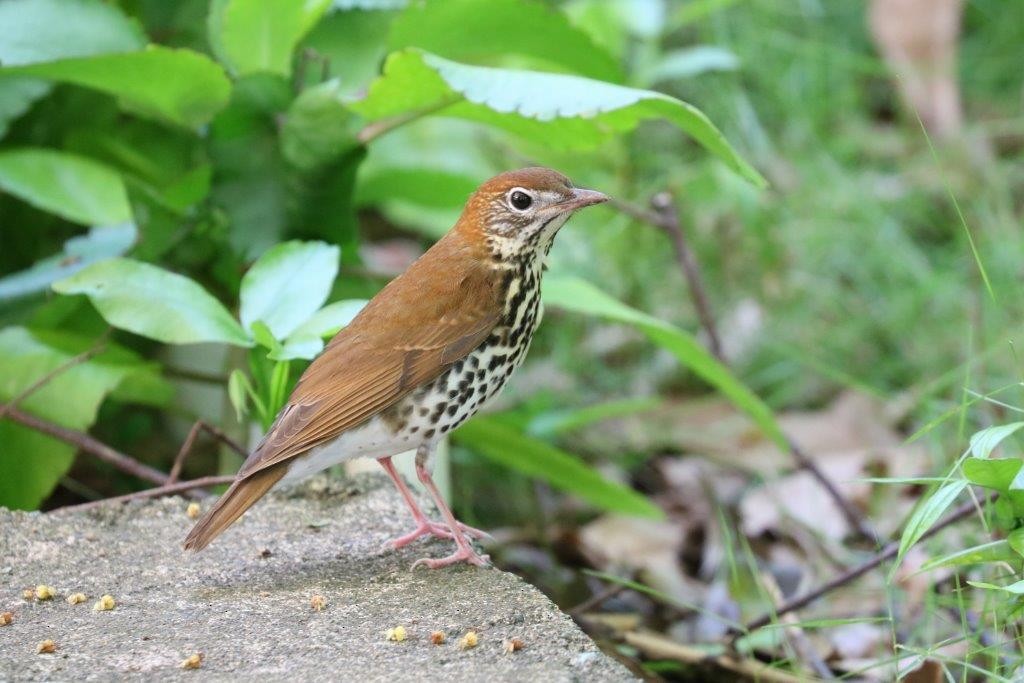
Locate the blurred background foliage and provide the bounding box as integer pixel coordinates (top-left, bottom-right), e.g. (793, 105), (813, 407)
(2, 0), (1024, 678)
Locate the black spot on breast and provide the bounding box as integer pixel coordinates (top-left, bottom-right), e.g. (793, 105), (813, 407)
(448, 389), (458, 399)
(446, 404), (458, 417)
(488, 354), (507, 371)
(410, 426), (419, 433)
(476, 369), (486, 380)
(424, 428), (435, 438)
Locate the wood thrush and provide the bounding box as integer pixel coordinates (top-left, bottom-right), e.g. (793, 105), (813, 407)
(183, 167), (608, 568)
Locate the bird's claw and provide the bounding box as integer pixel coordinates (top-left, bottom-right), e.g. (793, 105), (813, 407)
(411, 548), (491, 570)
(385, 520), (491, 550)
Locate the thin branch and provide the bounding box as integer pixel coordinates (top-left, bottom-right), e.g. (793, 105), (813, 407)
(741, 494), (993, 633)
(168, 420), (247, 484)
(3, 406), (169, 486)
(624, 630), (806, 683)
(356, 96), (462, 145)
(0, 338), (108, 421)
(60, 475), (235, 512)
(611, 194), (877, 542)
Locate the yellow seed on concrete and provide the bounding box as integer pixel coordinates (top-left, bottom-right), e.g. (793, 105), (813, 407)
(458, 631), (478, 650)
(93, 595), (115, 611)
(430, 631), (446, 645)
(186, 502), (201, 519)
(0, 612), (12, 626)
(37, 640), (57, 654)
(385, 625), (407, 642)
(35, 585), (55, 601)
(66, 593), (88, 605)
(310, 595), (326, 612)
(180, 653), (203, 669)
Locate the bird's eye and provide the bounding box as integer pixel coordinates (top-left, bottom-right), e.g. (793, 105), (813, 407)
(509, 190), (533, 211)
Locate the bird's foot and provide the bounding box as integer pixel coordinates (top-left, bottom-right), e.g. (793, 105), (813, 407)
(387, 520), (491, 549)
(411, 545), (491, 570)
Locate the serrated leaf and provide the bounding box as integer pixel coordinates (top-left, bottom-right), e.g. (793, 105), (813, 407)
(921, 540), (1017, 571)
(388, 0), (623, 82)
(53, 258), (251, 346)
(0, 148), (130, 225)
(350, 49), (765, 187)
(897, 480), (968, 562)
(217, 0), (331, 76)
(1, 47), (231, 128)
(455, 416), (662, 518)
(0, 223), (136, 301)
(240, 241), (341, 339)
(969, 422), (1024, 459)
(543, 275), (785, 449)
(0, 0), (145, 66)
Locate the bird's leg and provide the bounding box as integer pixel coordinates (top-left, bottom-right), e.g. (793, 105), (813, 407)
(410, 445), (490, 569)
(377, 456), (490, 549)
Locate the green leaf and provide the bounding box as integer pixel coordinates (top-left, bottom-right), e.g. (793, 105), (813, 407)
(650, 46), (739, 82)
(2, 47), (232, 128)
(527, 397), (661, 438)
(455, 416), (663, 518)
(350, 49), (765, 187)
(1008, 529), (1024, 558)
(354, 167), (478, 209)
(897, 480), (968, 562)
(228, 368), (251, 422)
(281, 79), (360, 169)
(0, 148), (130, 225)
(217, 0), (331, 76)
(969, 422), (1024, 459)
(0, 77), (51, 140)
(271, 299), (366, 361)
(52, 258), (251, 346)
(543, 275), (785, 449)
(301, 8), (394, 97)
(0, 327), (154, 509)
(0, 223), (136, 301)
(0, 0), (145, 66)
(921, 540), (1017, 570)
(240, 241), (341, 339)
(968, 579), (1024, 595)
(388, 0), (623, 82)
(962, 457), (1023, 491)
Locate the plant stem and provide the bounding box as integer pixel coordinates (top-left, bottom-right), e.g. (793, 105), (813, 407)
(60, 475), (236, 512)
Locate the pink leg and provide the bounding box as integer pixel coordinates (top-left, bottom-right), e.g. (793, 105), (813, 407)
(377, 457), (490, 549)
(410, 449), (490, 569)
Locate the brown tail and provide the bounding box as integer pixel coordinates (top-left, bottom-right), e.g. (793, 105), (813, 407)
(182, 463), (287, 552)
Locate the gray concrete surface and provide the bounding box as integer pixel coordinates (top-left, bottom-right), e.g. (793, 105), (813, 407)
(0, 474), (634, 682)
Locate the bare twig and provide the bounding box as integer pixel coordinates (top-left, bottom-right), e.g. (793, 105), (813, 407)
(569, 583), (627, 617)
(357, 96), (462, 145)
(742, 494), (992, 633)
(3, 406), (169, 486)
(611, 194), (877, 543)
(168, 420), (247, 483)
(0, 339), (108, 421)
(60, 475), (235, 512)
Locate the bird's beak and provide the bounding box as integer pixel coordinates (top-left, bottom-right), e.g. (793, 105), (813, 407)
(561, 188), (609, 212)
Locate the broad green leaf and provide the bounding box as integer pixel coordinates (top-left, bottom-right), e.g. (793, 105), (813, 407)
(53, 258), (251, 346)
(455, 416), (663, 518)
(0, 0), (145, 66)
(0, 77), (50, 140)
(0, 148), (130, 225)
(650, 46), (740, 82)
(388, 0), (623, 82)
(350, 49), (765, 187)
(962, 457), (1023, 491)
(968, 579), (1024, 595)
(240, 241), (341, 339)
(281, 79), (360, 169)
(969, 422), (1024, 459)
(921, 540), (1017, 570)
(354, 167), (478, 209)
(2, 47), (231, 128)
(0, 223), (136, 301)
(302, 9), (394, 96)
(527, 397), (661, 438)
(217, 0), (331, 76)
(0, 327), (157, 509)
(1009, 529), (1024, 558)
(543, 275), (785, 449)
(897, 480), (968, 562)
(335, 0), (407, 8)
(271, 299), (366, 361)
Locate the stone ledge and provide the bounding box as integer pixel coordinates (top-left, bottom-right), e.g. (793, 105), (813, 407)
(0, 474), (634, 682)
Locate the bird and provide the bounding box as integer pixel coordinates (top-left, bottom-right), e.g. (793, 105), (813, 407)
(183, 167), (609, 568)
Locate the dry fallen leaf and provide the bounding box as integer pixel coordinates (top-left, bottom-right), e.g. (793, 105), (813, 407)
(385, 626), (407, 642)
(186, 502), (201, 519)
(37, 640), (57, 654)
(66, 593), (88, 605)
(310, 595), (326, 612)
(93, 595), (115, 611)
(0, 612), (12, 626)
(35, 585), (55, 601)
(180, 653), (203, 670)
(458, 631), (478, 650)
(430, 631), (446, 645)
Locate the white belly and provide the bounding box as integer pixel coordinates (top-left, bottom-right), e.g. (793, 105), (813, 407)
(280, 416), (409, 482)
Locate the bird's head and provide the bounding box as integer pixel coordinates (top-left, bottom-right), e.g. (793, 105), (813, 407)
(458, 167), (608, 260)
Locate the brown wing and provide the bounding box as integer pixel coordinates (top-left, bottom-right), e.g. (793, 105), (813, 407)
(236, 234), (502, 478)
